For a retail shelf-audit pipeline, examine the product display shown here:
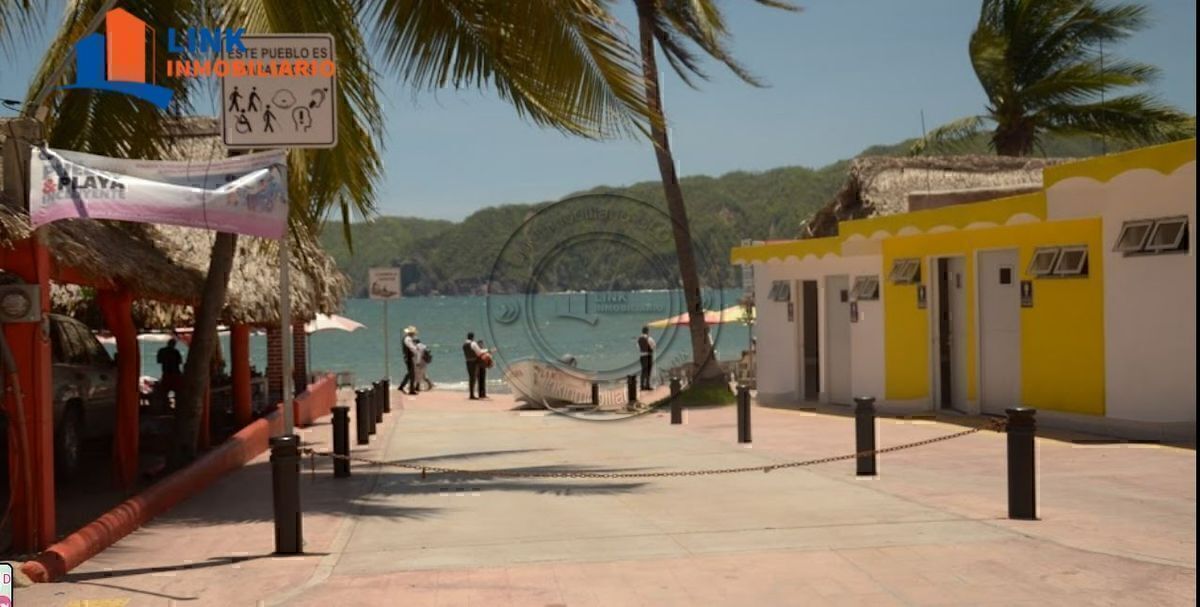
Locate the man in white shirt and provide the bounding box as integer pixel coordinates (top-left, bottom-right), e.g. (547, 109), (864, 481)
(637, 326), (656, 390)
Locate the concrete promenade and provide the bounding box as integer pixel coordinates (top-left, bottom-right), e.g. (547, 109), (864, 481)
(13, 387), (1196, 606)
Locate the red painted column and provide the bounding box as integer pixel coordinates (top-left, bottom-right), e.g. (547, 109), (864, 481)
(1, 239), (57, 551)
(96, 289), (139, 490)
(266, 324), (282, 406)
(230, 324), (252, 427)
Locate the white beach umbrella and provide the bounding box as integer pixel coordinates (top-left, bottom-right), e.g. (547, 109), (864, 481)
(305, 314), (366, 334)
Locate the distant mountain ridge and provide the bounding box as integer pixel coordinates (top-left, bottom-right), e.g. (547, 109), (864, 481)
(321, 133), (1138, 296)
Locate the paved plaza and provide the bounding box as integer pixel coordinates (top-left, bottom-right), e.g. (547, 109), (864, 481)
(13, 388), (1196, 606)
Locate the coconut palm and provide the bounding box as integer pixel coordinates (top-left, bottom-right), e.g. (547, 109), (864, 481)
(12, 0), (656, 463)
(630, 0), (796, 384)
(912, 0), (1192, 157)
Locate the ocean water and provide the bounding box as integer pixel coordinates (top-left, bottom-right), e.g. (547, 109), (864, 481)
(133, 289), (751, 390)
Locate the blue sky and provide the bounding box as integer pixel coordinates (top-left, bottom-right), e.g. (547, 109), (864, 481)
(2, 0), (1196, 221)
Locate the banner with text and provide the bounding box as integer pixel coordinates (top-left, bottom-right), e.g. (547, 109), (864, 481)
(30, 147), (289, 239)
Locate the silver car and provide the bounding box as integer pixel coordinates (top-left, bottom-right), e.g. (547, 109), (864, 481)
(49, 314), (118, 477)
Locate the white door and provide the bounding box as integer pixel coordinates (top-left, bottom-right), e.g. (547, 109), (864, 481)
(825, 275), (852, 404)
(978, 250), (1021, 414)
(948, 257), (969, 408)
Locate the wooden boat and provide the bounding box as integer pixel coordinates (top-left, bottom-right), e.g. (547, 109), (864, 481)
(502, 357), (597, 407)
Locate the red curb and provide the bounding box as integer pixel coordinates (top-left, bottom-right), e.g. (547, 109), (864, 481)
(19, 375), (337, 583)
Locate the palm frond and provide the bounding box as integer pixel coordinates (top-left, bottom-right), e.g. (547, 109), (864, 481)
(652, 0), (797, 88)
(363, 0), (655, 139)
(0, 0), (42, 57)
(1036, 94), (1195, 145)
(909, 115), (990, 156)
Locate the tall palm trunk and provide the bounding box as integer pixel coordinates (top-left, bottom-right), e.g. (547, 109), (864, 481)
(635, 0), (722, 384)
(171, 231), (238, 466)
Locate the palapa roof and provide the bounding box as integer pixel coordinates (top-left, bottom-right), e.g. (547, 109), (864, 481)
(802, 155), (1068, 238)
(1, 117), (349, 328)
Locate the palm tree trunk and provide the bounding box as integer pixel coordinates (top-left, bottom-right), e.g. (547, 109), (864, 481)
(171, 231), (238, 467)
(634, 0), (723, 384)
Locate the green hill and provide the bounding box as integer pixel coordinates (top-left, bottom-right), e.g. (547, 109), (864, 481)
(320, 133), (1144, 296)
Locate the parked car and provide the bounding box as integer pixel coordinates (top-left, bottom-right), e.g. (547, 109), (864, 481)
(49, 314), (118, 477)
(1, 315), (118, 480)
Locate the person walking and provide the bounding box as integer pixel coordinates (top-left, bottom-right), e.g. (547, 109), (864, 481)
(637, 326), (655, 391)
(413, 338), (431, 392)
(398, 326), (419, 395)
(156, 338), (185, 409)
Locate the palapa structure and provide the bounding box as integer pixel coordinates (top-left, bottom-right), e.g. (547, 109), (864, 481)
(1, 115), (348, 551)
(802, 155), (1067, 238)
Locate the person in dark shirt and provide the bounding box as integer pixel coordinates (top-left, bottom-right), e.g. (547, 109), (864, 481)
(156, 339), (184, 408)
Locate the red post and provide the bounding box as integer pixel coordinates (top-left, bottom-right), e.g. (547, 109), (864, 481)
(292, 322), (308, 392)
(97, 289), (140, 490)
(231, 324), (252, 427)
(1, 239), (57, 551)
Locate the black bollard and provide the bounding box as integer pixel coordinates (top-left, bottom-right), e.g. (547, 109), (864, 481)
(269, 434), (303, 554)
(854, 396), (877, 477)
(331, 406), (350, 478)
(737, 384), (751, 443)
(367, 385), (378, 436)
(355, 389), (370, 445)
(381, 379), (391, 413)
(670, 377), (682, 425)
(627, 375), (638, 404)
(373, 381), (384, 425)
(591, 382), (599, 406)
(1006, 408), (1037, 520)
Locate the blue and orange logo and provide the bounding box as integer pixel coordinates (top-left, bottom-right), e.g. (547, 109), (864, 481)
(60, 9), (173, 109)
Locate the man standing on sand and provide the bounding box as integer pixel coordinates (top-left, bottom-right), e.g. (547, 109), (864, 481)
(413, 338), (431, 392)
(398, 326), (419, 395)
(637, 326), (655, 391)
(463, 332), (490, 400)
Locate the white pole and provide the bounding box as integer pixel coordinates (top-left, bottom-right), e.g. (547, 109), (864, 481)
(383, 299), (390, 382)
(280, 233), (294, 436)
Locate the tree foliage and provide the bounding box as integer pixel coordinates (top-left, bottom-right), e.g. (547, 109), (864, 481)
(913, 0), (1193, 157)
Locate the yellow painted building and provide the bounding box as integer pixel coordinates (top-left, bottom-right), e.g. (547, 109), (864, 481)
(732, 140), (1195, 440)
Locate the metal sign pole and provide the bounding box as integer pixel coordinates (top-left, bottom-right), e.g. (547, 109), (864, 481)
(280, 233), (294, 435)
(383, 299), (390, 382)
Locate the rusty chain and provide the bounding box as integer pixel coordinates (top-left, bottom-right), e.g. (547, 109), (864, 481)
(300, 417), (1007, 480)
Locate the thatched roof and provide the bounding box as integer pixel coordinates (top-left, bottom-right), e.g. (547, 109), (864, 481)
(2, 117), (349, 328)
(802, 155), (1068, 238)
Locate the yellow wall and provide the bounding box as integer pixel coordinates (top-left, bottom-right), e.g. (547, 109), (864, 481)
(841, 191), (1046, 239)
(882, 219), (1105, 415)
(1044, 138), (1196, 188)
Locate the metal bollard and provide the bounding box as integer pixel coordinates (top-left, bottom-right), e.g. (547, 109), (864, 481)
(355, 389), (370, 444)
(381, 379), (391, 413)
(670, 377), (682, 425)
(269, 434), (303, 554)
(591, 382), (599, 406)
(854, 396), (877, 476)
(1006, 408), (1037, 520)
(737, 384), (751, 443)
(627, 375), (637, 404)
(373, 381), (384, 425)
(367, 385), (378, 436)
(332, 406), (350, 478)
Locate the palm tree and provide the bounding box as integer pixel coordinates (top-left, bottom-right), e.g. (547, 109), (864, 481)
(630, 0), (796, 384)
(913, 0), (1192, 157)
(12, 0), (656, 463)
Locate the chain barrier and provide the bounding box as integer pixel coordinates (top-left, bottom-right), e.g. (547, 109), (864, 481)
(301, 417), (1007, 480)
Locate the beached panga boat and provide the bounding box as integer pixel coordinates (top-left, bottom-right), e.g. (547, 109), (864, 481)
(503, 357), (597, 407)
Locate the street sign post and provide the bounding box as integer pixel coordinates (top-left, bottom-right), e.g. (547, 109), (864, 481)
(368, 268), (402, 382)
(221, 34), (338, 149)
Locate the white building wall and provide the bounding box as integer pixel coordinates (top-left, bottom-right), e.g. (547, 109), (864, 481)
(750, 253), (885, 405)
(1047, 162), (1196, 424)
